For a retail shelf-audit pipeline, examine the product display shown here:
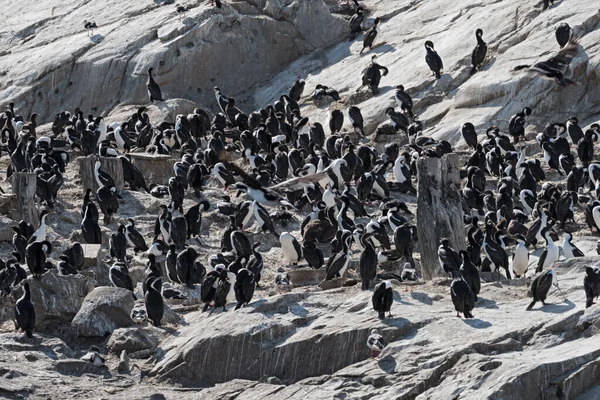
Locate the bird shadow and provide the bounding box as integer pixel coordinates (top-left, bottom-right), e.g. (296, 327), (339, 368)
(377, 354), (397, 373)
(532, 299), (575, 314)
(410, 292), (433, 305)
(379, 316), (411, 328)
(89, 34), (104, 44)
(362, 43), (396, 56)
(462, 318), (492, 329)
(476, 297), (498, 309)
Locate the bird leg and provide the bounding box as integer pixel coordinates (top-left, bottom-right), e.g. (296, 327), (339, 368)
(387, 312), (393, 318)
(456, 311), (461, 318)
(371, 349), (374, 359)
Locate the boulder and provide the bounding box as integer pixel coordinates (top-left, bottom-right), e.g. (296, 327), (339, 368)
(0, 215), (17, 242)
(108, 327), (160, 355)
(4, 271), (95, 333)
(71, 287), (135, 337)
(1, 1), (347, 118)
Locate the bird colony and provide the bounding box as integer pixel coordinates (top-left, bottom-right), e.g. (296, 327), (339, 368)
(1, 0), (600, 397)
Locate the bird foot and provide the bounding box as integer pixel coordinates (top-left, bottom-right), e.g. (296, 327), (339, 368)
(456, 312), (461, 318)
(387, 313), (393, 318)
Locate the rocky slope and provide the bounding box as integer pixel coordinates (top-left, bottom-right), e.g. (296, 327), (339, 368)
(1, 0), (600, 399)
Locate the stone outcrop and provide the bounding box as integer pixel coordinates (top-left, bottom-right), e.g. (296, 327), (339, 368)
(0, 0), (347, 118)
(71, 286), (135, 337)
(4, 271), (95, 333)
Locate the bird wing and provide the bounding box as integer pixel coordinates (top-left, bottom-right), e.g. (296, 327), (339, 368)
(221, 160), (262, 189)
(268, 166), (332, 192)
(532, 42), (579, 73)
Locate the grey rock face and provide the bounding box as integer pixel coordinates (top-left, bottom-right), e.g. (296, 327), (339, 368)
(71, 286), (135, 337)
(5, 271), (95, 333)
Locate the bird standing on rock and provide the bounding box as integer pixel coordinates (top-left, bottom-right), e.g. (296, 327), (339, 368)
(425, 40), (443, 79)
(348, 7), (364, 41)
(470, 29), (487, 74)
(360, 18), (380, 53)
(372, 280), (393, 319)
(15, 282), (35, 338)
(527, 269), (562, 310)
(367, 328), (385, 358)
(84, 20), (98, 36)
(147, 68), (163, 103)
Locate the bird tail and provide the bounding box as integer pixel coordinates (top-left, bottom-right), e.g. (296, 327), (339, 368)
(435, 71), (441, 79)
(470, 66), (477, 75)
(26, 329), (33, 338)
(235, 303), (242, 311)
(132, 292), (137, 301)
(378, 311), (385, 319)
(361, 280), (369, 291)
(513, 65), (530, 71)
(526, 300), (536, 311)
(586, 298), (593, 308)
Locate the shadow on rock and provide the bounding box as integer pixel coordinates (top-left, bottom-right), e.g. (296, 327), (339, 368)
(410, 292), (433, 305)
(533, 299), (576, 314)
(463, 318), (493, 329)
(90, 34), (104, 44)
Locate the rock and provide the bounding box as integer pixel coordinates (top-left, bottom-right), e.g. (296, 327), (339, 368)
(71, 287), (135, 337)
(0, 215), (17, 242)
(287, 267), (326, 287)
(151, 289), (412, 386)
(82, 244), (103, 269)
(118, 350), (130, 374)
(128, 153), (175, 187)
(3, 271), (95, 333)
(1, 1), (347, 117)
(108, 99), (202, 126)
(54, 359), (108, 377)
(107, 327), (160, 355)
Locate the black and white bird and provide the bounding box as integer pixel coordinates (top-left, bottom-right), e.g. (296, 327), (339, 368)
(125, 218), (148, 254)
(513, 41), (580, 86)
(29, 209), (50, 243)
(536, 229), (559, 273)
(109, 262), (136, 300)
(81, 346), (105, 366)
(562, 231), (584, 259)
(93, 161), (115, 189)
(84, 20), (98, 36)
(555, 23), (572, 48)
(372, 280), (393, 319)
(527, 269), (561, 310)
(147, 67), (163, 102)
(15, 282), (35, 338)
(366, 328), (385, 359)
(280, 232), (302, 266)
(511, 235), (529, 278)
